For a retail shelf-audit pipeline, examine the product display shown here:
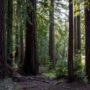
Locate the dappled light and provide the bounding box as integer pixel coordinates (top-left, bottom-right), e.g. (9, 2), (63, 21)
(0, 0), (90, 90)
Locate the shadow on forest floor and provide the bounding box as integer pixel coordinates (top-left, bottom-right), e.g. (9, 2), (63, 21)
(0, 75), (90, 90)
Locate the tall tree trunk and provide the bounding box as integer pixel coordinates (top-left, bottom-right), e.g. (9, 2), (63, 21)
(49, 0), (55, 67)
(85, 0), (90, 81)
(74, 16), (77, 55)
(19, 19), (24, 67)
(6, 0), (13, 66)
(15, 0), (21, 66)
(23, 0), (39, 75)
(19, 0), (25, 68)
(68, 0), (74, 82)
(74, 2), (81, 78)
(74, 2), (81, 55)
(19, 1), (26, 68)
(77, 3), (81, 52)
(0, 0), (7, 79)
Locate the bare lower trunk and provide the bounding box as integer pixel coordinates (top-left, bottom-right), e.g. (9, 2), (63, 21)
(68, 0), (74, 82)
(6, 0), (13, 66)
(23, 0), (39, 75)
(85, 1), (90, 81)
(0, 0), (7, 79)
(49, 0), (55, 67)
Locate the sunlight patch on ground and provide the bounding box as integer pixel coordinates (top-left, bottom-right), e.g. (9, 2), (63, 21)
(42, 71), (56, 79)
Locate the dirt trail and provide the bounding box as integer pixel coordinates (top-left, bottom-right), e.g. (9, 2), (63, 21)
(1, 75), (90, 90)
(15, 76), (90, 90)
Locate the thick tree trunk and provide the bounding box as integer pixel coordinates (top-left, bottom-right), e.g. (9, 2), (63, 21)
(74, 3), (81, 78)
(85, 0), (90, 81)
(18, 1), (25, 68)
(23, 0), (39, 75)
(6, 0), (13, 66)
(15, 0), (21, 66)
(49, 0), (55, 67)
(77, 5), (81, 51)
(19, 20), (24, 67)
(74, 16), (77, 55)
(0, 0), (7, 79)
(68, 0), (74, 82)
(74, 3), (81, 54)
(0, 0), (21, 79)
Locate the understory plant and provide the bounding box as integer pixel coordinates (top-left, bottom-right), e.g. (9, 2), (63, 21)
(55, 59), (68, 79)
(74, 52), (87, 83)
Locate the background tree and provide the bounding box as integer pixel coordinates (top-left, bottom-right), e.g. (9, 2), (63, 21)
(77, 3), (81, 52)
(6, 0), (13, 66)
(85, 0), (90, 81)
(0, 0), (7, 79)
(68, 0), (74, 82)
(73, 0), (81, 79)
(23, 0), (39, 75)
(49, 0), (55, 67)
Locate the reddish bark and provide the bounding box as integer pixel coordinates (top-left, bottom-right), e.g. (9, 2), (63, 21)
(23, 0), (39, 75)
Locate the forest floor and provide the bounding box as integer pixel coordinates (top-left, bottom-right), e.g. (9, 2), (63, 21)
(1, 75), (90, 90)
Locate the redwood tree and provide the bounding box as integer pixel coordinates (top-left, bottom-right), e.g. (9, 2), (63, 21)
(68, 0), (74, 82)
(23, 0), (39, 75)
(74, 2), (81, 55)
(74, 16), (77, 55)
(6, 0), (13, 66)
(74, 2), (81, 78)
(49, 0), (55, 67)
(77, 3), (81, 51)
(85, 0), (90, 81)
(0, 0), (7, 79)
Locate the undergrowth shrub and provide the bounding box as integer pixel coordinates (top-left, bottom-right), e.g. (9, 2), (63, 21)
(74, 53), (87, 83)
(55, 60), (68, 79)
